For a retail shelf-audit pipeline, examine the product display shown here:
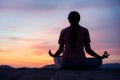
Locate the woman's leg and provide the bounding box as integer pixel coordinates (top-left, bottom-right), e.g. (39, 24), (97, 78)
(54, 56), (62, 69)
(82, 58), (102, 69)
(60, 58), (102, 70)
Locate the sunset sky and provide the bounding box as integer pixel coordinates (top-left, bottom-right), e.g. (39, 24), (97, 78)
(0, 0), (120, 68)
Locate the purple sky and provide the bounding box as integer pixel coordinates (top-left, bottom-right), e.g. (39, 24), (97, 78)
(0, 0), (120, 67)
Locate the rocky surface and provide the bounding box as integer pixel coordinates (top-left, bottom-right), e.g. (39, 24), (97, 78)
(0, 64), (120, 80)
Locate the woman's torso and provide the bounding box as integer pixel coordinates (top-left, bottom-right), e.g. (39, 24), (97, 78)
(61, 26), (89, 62)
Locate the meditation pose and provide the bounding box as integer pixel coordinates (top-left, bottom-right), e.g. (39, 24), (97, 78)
(48, 11), (109, 69)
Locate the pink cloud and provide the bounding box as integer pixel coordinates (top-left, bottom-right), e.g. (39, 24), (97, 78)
(30, 42), (56, 50)
(1, 36), (42, 42)
(0, 49), (13, 53)
(30, 40), (58, 55)
(0, 0), (57, 13)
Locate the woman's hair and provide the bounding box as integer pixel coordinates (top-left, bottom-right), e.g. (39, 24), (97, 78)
(68, 11), (80, 23)
(68, 11), (80, 49)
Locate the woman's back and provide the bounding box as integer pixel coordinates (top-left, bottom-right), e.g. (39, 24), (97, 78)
(58, 25), (91, 62)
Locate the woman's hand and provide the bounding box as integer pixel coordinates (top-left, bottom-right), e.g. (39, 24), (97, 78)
(101, 51), (110, 59)
(48, 50), (55, 57)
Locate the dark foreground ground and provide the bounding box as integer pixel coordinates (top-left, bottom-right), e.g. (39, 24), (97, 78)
(0, 67), (120, 80)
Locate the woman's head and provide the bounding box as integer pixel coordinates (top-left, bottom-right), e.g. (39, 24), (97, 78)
(68, 11), (80, 24)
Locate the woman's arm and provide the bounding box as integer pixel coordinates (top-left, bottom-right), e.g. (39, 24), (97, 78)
(49, 44), (64, 57)
(85, 42), (109, 59)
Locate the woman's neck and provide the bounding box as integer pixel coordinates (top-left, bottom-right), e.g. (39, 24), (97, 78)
(70, 23), (79, 26)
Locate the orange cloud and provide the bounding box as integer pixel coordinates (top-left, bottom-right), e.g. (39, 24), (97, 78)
(5, 36), (41, 42)
(30, 41), (58, 55)
(0, 49), (13, 53)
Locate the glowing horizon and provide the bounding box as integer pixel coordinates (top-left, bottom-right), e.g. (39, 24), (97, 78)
(0, 0), (120, 68)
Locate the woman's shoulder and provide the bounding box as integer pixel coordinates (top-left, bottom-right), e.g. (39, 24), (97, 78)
(80, 26), (88, 30)
(61, 26), (71, 32)
(79, 26), (89, 32)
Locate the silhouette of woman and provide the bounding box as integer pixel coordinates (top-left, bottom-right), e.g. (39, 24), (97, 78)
(48, 11), (109, 69)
